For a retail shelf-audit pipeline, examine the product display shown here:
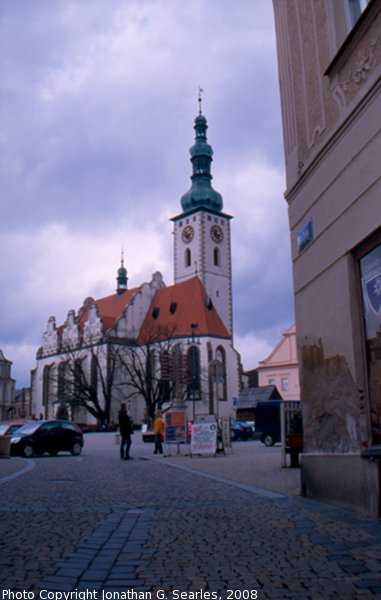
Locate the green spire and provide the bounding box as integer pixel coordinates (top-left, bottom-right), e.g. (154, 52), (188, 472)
(116, 250), (128, 294)
(180, 93), (223, 213)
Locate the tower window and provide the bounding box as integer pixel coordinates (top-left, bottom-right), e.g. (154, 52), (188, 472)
(185, 248), (191, 267)
(213, 247), (221, 267)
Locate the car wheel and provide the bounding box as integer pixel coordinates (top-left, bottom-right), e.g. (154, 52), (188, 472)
(23, 444), (34, 458)
(263, 434), (274, 447)
(71, 443), (82, 456)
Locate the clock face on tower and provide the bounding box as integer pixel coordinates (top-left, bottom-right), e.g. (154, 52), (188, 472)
(210, 224), (224, 243)
(182, 225), (194, 243)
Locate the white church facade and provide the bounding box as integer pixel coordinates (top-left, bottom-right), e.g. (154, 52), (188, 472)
(32, 108), (241, 428)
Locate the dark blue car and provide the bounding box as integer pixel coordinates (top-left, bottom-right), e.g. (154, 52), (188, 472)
(231, 419), (254, 441)
(10, 420), (84, 458)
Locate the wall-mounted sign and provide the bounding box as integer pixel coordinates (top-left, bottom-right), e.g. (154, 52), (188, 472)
(297, 218), (313, 253)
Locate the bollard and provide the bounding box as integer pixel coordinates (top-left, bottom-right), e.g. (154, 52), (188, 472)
(0, 435), (11, 458)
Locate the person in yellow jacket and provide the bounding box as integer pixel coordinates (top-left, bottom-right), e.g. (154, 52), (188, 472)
(153, 410), (164, 455)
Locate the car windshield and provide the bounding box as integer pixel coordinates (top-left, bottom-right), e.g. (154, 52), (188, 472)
(14, 421), (44, 435)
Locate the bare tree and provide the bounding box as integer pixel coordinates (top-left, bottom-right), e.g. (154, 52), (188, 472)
(117, 325), (198, 425)
(53, 341), (123, 428)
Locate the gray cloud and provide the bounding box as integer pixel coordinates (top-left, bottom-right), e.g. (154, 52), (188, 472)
(0, 0), (293, 386)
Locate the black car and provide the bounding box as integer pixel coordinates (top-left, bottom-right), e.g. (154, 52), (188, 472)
(10, 420), (84, 458)
(230, 419), (254, 441)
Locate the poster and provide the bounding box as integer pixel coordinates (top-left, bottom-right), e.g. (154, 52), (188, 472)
(164, 410), (187, 444)
(190, 421), (217, 455)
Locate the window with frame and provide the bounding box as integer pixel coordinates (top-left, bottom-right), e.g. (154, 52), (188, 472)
(331, 0), (371, 46)
(347, 0), (370, 26)
(213, 247), (221, 267)
(187, 346), (201, 400)
(356, 231), (381, 445)
(185, 248), (191, 268)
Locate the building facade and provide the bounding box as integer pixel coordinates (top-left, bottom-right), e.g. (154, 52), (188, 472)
(0, 349), (15, 420)
(32, 109), (241, 428)
(273, 0), (381, 516)
(257, 324), (300, 401)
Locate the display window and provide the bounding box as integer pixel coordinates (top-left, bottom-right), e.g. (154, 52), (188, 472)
(358, 232), (381, 445)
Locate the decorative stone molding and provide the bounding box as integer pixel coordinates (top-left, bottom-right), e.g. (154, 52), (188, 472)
(61, 309), (80, 350)
(328, 9), (381, 110)
(42, 316), (58, 356)
(83, 303), (103, 344)
(338, 30), (381, 97)
(111, 272), (166, 339)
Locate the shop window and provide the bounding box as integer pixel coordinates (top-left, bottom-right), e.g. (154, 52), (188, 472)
(357, 233), (381, 445)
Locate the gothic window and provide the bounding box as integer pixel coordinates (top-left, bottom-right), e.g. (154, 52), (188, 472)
(159, 350), (171, 403)
(215, 346), (227, 402)
(171, 344), (185, 400)
(42, 364), (55, 418)
(58, 361), (67, 402)
(185, 248), (191, 267)
(187, 345), (201, 399)
(91, 354), (98, 392)
(213, 247), (221, 267)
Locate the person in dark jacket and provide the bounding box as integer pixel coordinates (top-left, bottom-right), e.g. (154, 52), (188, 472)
(118, 402), (133, 460)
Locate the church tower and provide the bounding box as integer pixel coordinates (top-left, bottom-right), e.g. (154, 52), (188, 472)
(171, 99), (233, 336)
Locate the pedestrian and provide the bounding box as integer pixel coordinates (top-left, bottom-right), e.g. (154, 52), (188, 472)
(118, 402), (133, 460)
(153, 409), (164, 455)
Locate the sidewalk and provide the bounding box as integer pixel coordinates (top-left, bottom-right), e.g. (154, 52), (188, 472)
(139, 436), (301, 496)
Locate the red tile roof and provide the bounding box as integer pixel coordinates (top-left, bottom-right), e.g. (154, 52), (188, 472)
(138, 276), (230, 342)
(62, 277), (228, 343)
(78, 288), (139, 332)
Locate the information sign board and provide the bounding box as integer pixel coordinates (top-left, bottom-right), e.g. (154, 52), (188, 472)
(190, 422), (217, 455)
(164, 410), (187, 444)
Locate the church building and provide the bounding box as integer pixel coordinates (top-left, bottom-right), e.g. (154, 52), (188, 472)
(32, 106), (241, 427)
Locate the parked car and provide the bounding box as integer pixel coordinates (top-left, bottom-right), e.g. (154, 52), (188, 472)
(0, 420), (29, 436)
(10, 420), (84, 458)
(254, 400), (282, 446)
(230, 419), (254, 441)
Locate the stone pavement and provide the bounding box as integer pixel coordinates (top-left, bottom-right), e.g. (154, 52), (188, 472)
(0, 433), (380, 599)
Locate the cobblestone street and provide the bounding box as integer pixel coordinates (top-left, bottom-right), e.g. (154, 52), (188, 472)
(1, 434), (380, 599)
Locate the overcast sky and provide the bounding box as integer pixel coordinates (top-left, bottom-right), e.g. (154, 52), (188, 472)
(0, 0), (294, 388)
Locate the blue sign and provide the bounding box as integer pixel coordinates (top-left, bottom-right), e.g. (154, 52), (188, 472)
(297, 218), (313, 253)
